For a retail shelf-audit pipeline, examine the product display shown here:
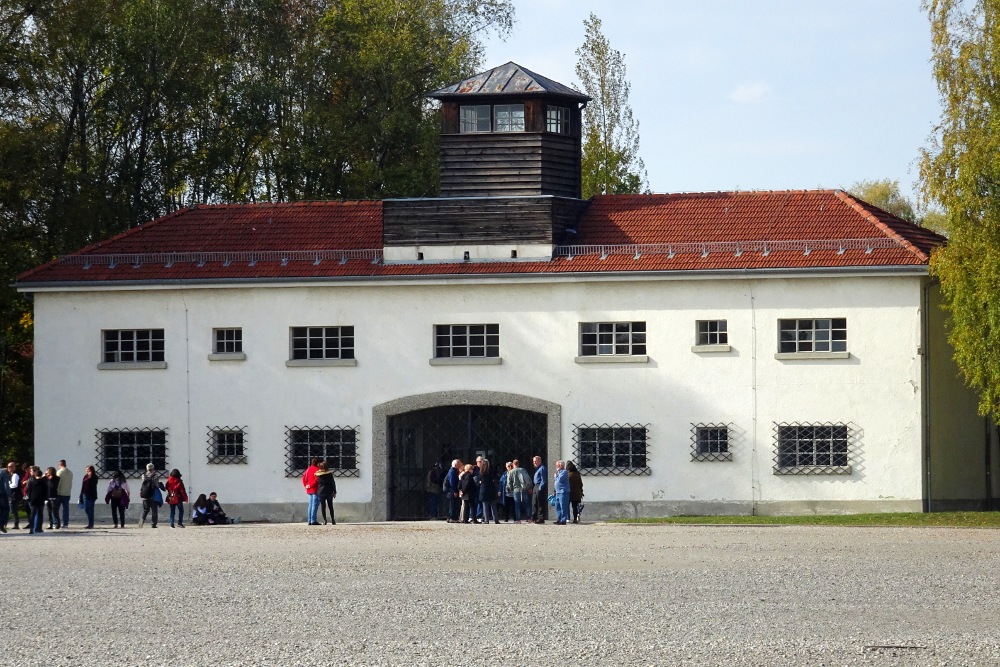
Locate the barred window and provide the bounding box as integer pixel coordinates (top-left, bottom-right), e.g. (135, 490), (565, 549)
(778, 318), (846, 354)
(214, 328), (242, 354)
(285, 427), (359, 478)
(207, 428), (247, 464)
(696, 320), (728, 346)
(103, 329), (164, 363)
(460, 104), (491, 132)
(435, 324), (499, 358)
(691, 424), (732, 462)
(95, 429), (167, 477)
(573, 424), (649, 475)
(580, 322), (646, 356)
(291, 326), (354, 360)
(494, 104), (525, 132)
(773, 423), (852, 475)
(546, 105), (570, 134)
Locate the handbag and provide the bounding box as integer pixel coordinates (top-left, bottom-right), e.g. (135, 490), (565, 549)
(153, 486), (164, 507)
(547, 493), (557, 507)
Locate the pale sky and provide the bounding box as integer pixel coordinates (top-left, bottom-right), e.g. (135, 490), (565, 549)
(480, 1), (939, 205)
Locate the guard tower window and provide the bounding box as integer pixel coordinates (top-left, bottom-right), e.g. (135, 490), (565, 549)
(546, 105), (570, 134)
(494, 104), (525, 132)
(460, 105), (491, 133)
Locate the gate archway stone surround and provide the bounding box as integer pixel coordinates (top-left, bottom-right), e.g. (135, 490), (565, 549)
(371, 391), (562, 521)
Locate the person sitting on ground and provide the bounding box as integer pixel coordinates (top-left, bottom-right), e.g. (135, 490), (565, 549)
(191, 494), (210, 525)
(206, 492), (232, 524)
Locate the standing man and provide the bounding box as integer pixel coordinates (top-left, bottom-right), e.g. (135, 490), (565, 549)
(505, 459), (532, 523)
(5, 462), (19, 530)
(55, 460), (74, 529)
(553, 460), (570, 525)
(302, 457), (321, 525)
(531, 455), (547, 524)
(444, 459), (462, 523)
(0, 462), (9, 533)
(139, 463), (163, 528)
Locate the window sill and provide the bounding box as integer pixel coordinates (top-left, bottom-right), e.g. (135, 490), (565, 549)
(208, 352), (246, 362)
(429, 357), (503, 366)
(691, 345), (731, 354)
(575, 355), (649, 364)
(774, 351), (850, 361)
(285, 358), (358, 367)
(97, 361), (167, 370)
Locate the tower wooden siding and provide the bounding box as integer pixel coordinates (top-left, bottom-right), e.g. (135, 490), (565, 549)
(383, 197), (589, 247)
(437, 99), (583, 199)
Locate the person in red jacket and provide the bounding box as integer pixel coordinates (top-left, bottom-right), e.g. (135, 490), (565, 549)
(302, 458), (320, 525)
(165, 469), (189, 528)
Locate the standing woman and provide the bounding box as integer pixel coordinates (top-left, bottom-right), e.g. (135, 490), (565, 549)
(44, 466), (60, 529)
(315, 462), (337, 525)
(26, 467), (47, 534)
(79, 465), (99, 528)
(566, 460), (584, 523)
(478, 458), (500, 525)
(105, 470), (130, 528)
(165, 469), (188, 528)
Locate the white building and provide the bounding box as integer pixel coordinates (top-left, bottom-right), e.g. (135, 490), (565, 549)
(16, 64), (995, 520)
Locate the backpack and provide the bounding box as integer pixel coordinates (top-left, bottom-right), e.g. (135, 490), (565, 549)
(139, 476), (155, 499)
(110, 484), (123, 499)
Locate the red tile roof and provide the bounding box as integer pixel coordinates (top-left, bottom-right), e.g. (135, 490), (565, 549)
(16, 190), (943, 286)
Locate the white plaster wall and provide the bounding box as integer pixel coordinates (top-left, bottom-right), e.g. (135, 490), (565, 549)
(31, 272), (929, 510)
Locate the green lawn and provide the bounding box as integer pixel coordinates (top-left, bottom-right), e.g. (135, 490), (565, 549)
(612, 512), (1000, 528)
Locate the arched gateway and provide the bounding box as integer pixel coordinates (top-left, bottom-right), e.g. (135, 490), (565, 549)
(372, 391), (561, 520)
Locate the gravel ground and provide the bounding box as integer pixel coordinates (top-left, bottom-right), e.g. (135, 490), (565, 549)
(3, 520), (1000, 666)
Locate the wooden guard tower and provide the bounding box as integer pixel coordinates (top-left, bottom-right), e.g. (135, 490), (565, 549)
(382, 63), (591, 263)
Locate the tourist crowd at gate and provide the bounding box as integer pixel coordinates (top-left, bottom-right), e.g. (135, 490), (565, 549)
(423, 455), (585, 525)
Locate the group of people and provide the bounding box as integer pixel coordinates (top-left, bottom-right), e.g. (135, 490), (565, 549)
(0, 460), (232, 533)
(429, 455), (584, 525)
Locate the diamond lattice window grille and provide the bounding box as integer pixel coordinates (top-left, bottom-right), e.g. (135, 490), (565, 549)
(691, 423), (733, 462)
(772, 422), (856, 475)
(572, 423), (650, 476)
(94, 427), (168, 478)
(285, 426), (360, 478)
(206, 427), (248, 464)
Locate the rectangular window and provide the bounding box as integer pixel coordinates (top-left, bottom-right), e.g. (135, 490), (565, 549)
(774, 423), (852, 474)
(207, 428), (247, 464)
(691, 424), (732, 462)
(96, 429), (167, 476)
(573, 425), (649, 475)
(285, 427), (359, 477)
(494, 104), (525, 132)
(696, 320), (728, 346)
(103, 329), (164, 363)
(580, 322), (646, 356)
(460, 104), (491, 132)
(546, 105), (570, 134)
(214, 328), (242, 354)
(290, 326), (355, 360)
(435, 324), (499, 358)
(778, 318), (846, 354)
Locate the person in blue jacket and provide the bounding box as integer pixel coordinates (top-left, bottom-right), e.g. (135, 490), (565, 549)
(553, 460), (570, 525)
(444, 459), (462, 523)
(531, 455), (547, 524)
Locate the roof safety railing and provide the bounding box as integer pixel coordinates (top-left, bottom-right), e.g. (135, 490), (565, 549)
(555, 237), (902, 260)
(64, 249), (383, 269)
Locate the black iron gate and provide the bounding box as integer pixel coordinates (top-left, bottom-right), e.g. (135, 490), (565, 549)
(387, 405), (547, 520)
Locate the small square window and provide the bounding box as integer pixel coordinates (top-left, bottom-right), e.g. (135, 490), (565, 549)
(214, 328), (242, 354)
(691, 424), (732, 462)
(546, 105), (570, 134)
(207, 427), (247, 464)
(696, 320), (728, 346)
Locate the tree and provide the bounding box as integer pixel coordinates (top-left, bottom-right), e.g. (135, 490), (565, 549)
(919, 0), (1000, 417)
(574, 13), (648, 198)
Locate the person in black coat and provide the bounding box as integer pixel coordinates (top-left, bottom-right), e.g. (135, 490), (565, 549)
(458, 464), (479, 523)
(44, 467), (60, 529)
(477, 459), (500, 524)
(314, 462), (338, 525)
(25, 467), (48, 534)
